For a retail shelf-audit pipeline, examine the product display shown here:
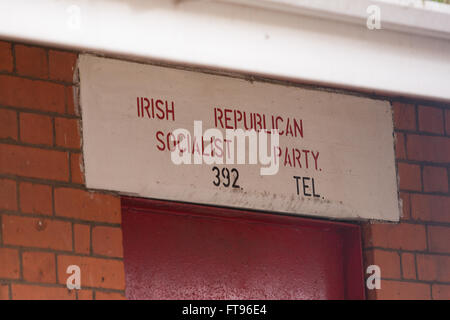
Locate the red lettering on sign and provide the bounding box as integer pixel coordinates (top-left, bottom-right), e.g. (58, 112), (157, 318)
(136, 97), (175, 122)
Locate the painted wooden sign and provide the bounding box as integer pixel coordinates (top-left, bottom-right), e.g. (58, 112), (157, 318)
(79, 55), (400, 221)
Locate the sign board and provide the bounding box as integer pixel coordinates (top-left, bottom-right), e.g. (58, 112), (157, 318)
(79, 55), (400, 221)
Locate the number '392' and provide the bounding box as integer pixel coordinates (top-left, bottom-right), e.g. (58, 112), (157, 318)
(212, 167), (241, 189)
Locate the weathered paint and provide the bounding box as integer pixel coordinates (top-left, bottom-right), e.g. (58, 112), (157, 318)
(121, 197), (365, 300)
(79, 55), (399, 221)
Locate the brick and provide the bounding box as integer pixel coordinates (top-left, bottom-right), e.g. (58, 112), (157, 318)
(418, 105), (444, 135)
(0, 75), (65, 113)
(92, 226), (123, 258)
(19, 182), (52, 215)
(428, 226), (450, 254)
(446, 109), (450, 136)
(363, 223), (427, 251)
(0, 284), (9, 300)
(432, 284), (450, 300)
(364, 249), (400, 279)
(399, 192), (410, 221)
(395, 132), (406, 159)
(0, 178), (17, 211)
(95, 291), (126, 300)
(78, 289), (93, 300)
(55, 117), (80, 149)
(66, 86), (79, 116)
(2, 214), (72, 251)
(11, 284), (75, 300)
(397, 163), (421, 191)
(401, 253), (416, 280)
(393, 102), (416, 131)
(70, 153), (84, 184)
(368, 280), (430, 300)
(14, 45), (48, 79)
(49, 50), (77, 82)
(407, 134), (450, 163)
(0, 41), (13, 72)
(411, 194), (450, 223)
(422, 166), (448, 193)
(417, 254), (450, 282)
(22, 251), (56, 283)
(55, 188), (120, 223)
(74, 223), (90, 254)
(0, 108), (18, 140)
(19, 113), (53, 146)
(57, 255), (125, 290)
(0, 248), (20, 279)
(0, 144), (69, 181)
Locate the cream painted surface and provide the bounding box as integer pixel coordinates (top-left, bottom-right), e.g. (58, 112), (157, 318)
(79, 55), (400, 221)
(1, 0), (450, 101)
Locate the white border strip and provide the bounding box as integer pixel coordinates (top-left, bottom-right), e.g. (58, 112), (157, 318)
(0, 0), (449, 101)
(224, 0), (450, 40)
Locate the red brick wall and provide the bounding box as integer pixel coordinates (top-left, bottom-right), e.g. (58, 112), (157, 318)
(0, 41), (125, 300)
(0, 39), (449, 300)
(363, 102), (450, 300)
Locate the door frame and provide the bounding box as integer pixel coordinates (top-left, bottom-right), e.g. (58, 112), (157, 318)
(121, 196), (366, 300)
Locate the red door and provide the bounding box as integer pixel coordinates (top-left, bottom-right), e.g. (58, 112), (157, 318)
(121, 197), (365, 300)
